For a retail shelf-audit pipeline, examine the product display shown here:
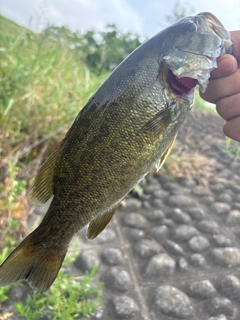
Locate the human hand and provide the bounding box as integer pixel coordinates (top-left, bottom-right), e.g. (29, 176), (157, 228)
(200, 31), (240, 142)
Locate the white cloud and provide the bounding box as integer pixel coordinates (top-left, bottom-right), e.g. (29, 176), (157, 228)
(46, 0), (144, 34)
(0, 0), (239, 37)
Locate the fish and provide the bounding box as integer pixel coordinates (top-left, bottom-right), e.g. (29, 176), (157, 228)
(0, 12), (232, 292)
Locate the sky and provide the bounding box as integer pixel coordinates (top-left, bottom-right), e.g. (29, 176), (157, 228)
(1, 0), (240, 38)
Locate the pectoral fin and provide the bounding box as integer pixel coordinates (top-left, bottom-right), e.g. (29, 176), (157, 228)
(141, 102), (176, 136)
(28, 141), (64, 205)
(155, 135), (176, 171)
(87, 204), (119, 240)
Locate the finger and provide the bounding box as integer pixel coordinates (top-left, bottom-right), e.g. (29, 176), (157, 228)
(230, 30), (240, 61)
(223, 116), (240, 142)
(216, 93), (240, 120)
(200, 69), (240, 104)
(210, 54), (237, 79)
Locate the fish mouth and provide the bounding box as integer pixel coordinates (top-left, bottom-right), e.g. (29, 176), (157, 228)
(168, 69), (198, 96)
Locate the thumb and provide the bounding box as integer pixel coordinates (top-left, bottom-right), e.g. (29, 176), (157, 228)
(210, 54), (237, 79)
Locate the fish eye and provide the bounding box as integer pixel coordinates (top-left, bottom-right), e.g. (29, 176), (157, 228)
(185, 21), (197, 33)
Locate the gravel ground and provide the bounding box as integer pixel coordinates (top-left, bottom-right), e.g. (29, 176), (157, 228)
(3, 109), (240, 320)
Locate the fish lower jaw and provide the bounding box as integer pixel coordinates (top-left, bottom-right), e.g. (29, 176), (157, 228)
(168, 69), (197, 100)
(181, 88), (195, 103)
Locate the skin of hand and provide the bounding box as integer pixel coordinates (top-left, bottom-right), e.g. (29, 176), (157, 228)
(200, 31), (240, 142)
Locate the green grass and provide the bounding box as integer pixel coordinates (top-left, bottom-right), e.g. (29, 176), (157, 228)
(14, 267), (103, 320)
(194, 88), (240, 160)
(0, 15), (30, 43)
(0, 224), (103, 319)
(224, 136), (240, 159)
(0, 15), (108, 179)
(0, 242), (103, 320)
(194, 88), (217, 115)
(0, 218), (22, 304)
(0, 14), (105, 319)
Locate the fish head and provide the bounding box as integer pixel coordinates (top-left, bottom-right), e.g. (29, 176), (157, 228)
(162, 12), (232, 101)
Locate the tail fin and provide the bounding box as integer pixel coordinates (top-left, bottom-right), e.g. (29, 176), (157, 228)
(0, 231), (68, 292)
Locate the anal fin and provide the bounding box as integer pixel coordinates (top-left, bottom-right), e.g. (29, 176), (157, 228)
(87, 204), (119, 240)
(155, 135), (176, 171)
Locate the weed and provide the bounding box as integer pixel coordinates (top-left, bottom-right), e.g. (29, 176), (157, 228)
(0, 157), (28, 261)
(0, 218), (21, 306)
(0, 158), (26, 213)
(0, 239), (103, 319)
(224, 137), (240, 160)
(194, 89), (217, 115)
(14, 267), (103, 320)
(0, 15), (105, 318)
(0, 15), (106, 181)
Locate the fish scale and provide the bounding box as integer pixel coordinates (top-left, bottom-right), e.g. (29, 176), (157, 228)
(0, 12), (232, 292)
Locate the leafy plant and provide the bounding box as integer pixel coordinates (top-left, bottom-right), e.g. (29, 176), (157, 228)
(0, 218), (21, 305)
(0, 158), (26, 214)
(0, 253), (10, 302)
(0, 231), (103, 319)
(43, 23), (143, 73)
(15, 267), (103, 320)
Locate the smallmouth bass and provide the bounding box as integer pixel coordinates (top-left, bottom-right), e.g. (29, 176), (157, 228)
(0, 12), (232, 292)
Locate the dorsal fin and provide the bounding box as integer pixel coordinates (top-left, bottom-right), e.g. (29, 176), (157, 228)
(155, 135), (176, 171)
(87, 204), (119, 240)
(28, 141), (64, 205)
